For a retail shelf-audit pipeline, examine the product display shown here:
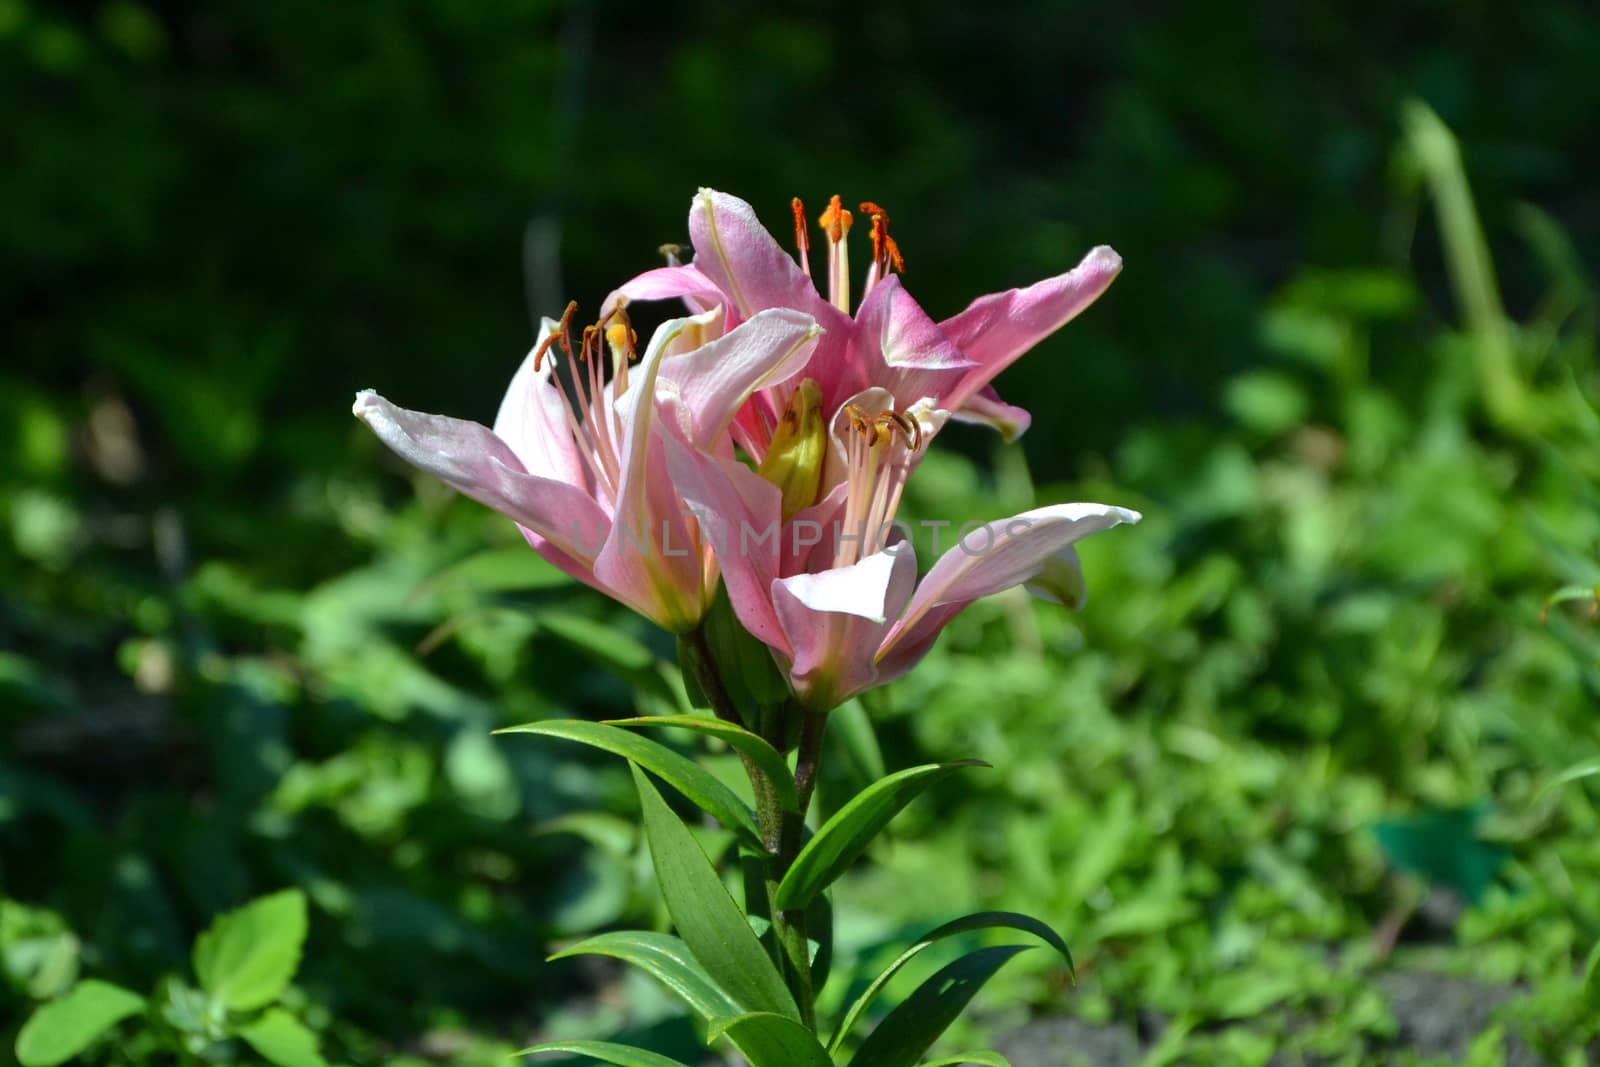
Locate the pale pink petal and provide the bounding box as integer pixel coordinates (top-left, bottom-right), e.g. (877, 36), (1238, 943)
(592, 317), (712, 630)
(938, 245), (1122, 409)
(772, 542), (918, 709)
(353, 391), (610, 562)
(658, 308), (822, 451)
(492, 320), (589, 487)
(855, 274), (974, 371)
(660, 418), (790, 652)
(875, 502), (1140, 678)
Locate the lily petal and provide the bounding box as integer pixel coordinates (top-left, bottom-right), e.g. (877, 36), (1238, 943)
(592, 315), (717, 631)
(875, 502), (1140, 678)
(948, 384), (1034, 442)
(772, 541), (918, 709)
(353, 390), (608, 563)
(600, 264), (728, 321)
(659, 308), (823, 451)
(689, 189), (833, 323)
(492, 319), (589, 488)
(660, 418), (790, 651)
(939, 245), (1122, 410)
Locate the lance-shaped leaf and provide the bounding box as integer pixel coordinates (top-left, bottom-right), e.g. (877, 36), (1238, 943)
(923, 1054), (1012, 1067)
(516, 1040), (692, 1067)
(775, 761), (986, 910)
(549, 931), (740, 1022)
(498, 720), (759, 845)
(829, 912), (1072, 1054)
(846, 946), (1032, 1067)
(706, 1012), (834, 1067)
(607, 715), (798, 812)
(631, 765), (799, 1021)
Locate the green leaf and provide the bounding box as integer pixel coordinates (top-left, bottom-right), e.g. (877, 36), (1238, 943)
(498, 720), (760, 846)
(706, 1012), (833, 1067)
(191, 888), (307, 1011)
(516, 1039), (692, 1067)
(549, 931), (741, 1021)
(631, 765), (799, 1021)
(15, 980), (146, 1067)
(831, 699), (886, 784)
(1372, 807), (1507, 904)
(607, 715), (798, 812)
(846, 946), (1031, 1067)
(776, 762), (986, 910)
(923, 1054), (1013, 1067)
(540, 611), (656, 673)
(1541, 756), (1600, 796)
(237, 1009), (329, 1067)
(829, 912), (1072, 1054)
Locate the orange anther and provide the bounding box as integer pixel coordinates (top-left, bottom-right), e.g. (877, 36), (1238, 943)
(791, 197), (810, 258)
(818, 194), (853, 242)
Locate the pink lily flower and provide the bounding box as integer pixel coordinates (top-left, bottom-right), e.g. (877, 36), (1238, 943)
(603, 188), (1124, 452)
(614, 189), (1139, 710)
(353, 303), (822, 633)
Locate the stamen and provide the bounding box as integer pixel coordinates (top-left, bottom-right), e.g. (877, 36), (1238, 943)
(659, 243), (684, 267)
(534, 300), (580, 371)
(791, 197), (811, 278)
(817, 195), (854, 314)
(859, 201), (906, 284)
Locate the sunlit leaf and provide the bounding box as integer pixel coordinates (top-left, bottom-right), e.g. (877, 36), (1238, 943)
(549, 931), (740, 1021)
(776, 762), (986, 910)
(607, 715), (798, 811)
(15, 980), (146, 1067)
(846, 945), (1031, 1067)
(632, 765), (798, 1021)
(192, 888), (307, 1011)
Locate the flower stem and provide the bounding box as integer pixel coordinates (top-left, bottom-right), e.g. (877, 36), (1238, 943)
(680, 624), (826, 1030)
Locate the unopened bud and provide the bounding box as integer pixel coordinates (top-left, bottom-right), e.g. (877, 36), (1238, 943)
(757, 379), (827, 523)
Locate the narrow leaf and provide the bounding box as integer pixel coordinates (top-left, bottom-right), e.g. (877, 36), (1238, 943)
(707, 1012), (833, 1067)
(498, 720), (759, 845)
(632, 765), (799, 1021)
(776, 762), (986, 910)
(830, 912), (1071, 1054)
(549, 930), (741, 1021)
(846, 946), (1031, 1067)
(237, 1009), (329, 1067)
(607, 715), (798, 812)
(192, 888), (307, 1011)
(517, 1039), (692, 1067)
(15, 980), (146, 1067)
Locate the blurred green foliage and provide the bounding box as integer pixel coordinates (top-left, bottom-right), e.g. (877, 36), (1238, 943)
(4, 1), (1600, 1064)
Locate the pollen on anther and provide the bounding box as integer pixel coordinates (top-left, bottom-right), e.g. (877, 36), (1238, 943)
(818, 195), (853, 242)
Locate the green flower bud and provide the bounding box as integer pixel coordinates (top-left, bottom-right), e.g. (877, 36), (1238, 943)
(757, 379), (827, 522)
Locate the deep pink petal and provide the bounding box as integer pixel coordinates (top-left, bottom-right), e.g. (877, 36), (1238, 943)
(938, 245), (1122, 409)
(600, 264), (729, 321)
(875, 502), (1140, 679)
(947, 384), (1034, 442)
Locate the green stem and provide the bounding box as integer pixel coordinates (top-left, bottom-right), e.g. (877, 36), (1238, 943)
(681, 624), (828, 1029)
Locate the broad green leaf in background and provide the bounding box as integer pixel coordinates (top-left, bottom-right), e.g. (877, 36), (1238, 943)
(706, 1011), (834, 1067)
(829, 912), (1073, 1054)
(237, 1008), (329, 1067)
(846, 946), (1032, 1067)
(192, 888), (308, 1011)
(498, 720), (760, 845)
(516, 1039), (692, 1067)
(1372, 807), (1508, 905)
(15, 979), (146, 1067)
(631, 765), (799, 1021)
(607, 715), (798, 811)
(549, 930), (741, 1022)
(776, 762), (987, 910)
